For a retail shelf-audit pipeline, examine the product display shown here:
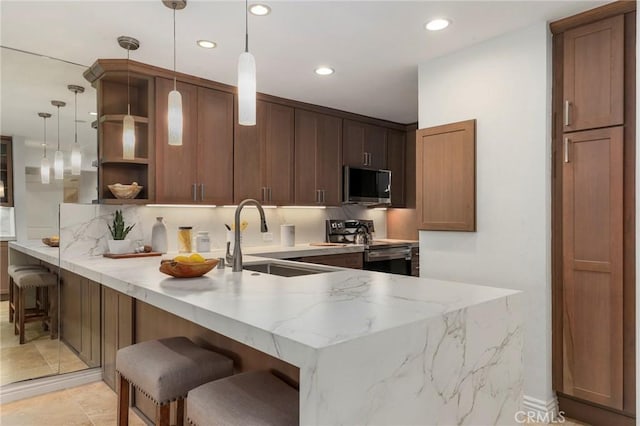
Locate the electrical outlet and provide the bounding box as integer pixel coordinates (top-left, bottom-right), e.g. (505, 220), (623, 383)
(262, 232), (273, 242)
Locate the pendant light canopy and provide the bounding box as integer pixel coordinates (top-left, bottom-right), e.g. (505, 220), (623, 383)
(118, 36), (140, 160)
(51, 100), (66, 180)
(163, 0), (186, 146)
(68, 85), (85, 175)
(38, 112), (52, 184)
(238, 0), (256, 126)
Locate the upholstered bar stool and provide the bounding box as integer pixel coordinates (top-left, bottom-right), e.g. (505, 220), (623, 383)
(12, 269), (58, 344)
(8, 264), (46, 323)
(187, 371), (299, 426)
(116, 336), (234, 426)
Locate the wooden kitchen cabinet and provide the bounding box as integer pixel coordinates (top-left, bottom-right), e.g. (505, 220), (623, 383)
(155, 79), (234, 204)
(416, 119), (476, 232)
(386, 129), (406, 207)
(0, 242), (7, 300)
(343, 119), (387, 169)
(294, 109), (342, 206)
(102, 286), (134, 390)
(297, 252), (363, 269)
(1, 137), (13, 207)
(59, 270), (101, 367)
(234, 100), (294, 205)
(563, 15), (624, 132)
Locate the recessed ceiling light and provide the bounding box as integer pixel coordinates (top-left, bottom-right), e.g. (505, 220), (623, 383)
(89, 112), (97, 116)
(197, 40), (217, 49)
(315, 66), (334, 76)
(425, 18), (450, 31)
(249, 4), (271, 16)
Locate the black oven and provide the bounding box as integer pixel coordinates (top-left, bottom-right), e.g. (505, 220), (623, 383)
(363, 244), (415, 276)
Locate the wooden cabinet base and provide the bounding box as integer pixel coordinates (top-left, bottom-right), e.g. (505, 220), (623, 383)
(558, 394), (635, 426)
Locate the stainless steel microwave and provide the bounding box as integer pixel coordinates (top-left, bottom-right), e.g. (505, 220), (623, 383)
(343, 166), (392, 205)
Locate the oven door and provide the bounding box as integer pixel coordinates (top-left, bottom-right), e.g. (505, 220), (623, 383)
(363, 246), (412, 276)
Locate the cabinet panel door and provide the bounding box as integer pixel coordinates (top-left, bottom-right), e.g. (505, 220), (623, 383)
(386, 129), (406, 207)
(343, 120), (366, 167)
(0, 242), (7, 297)
(294, 110), (319, 205)
(563, 15), (624, 132)
(80, 279), (101, 368)
(197, 87), (234, 205)
(102, 287), (134, 391)
(265, 103), (294, 205)
(155, 78), (199, 203)
(365, 124), (387, 169)
(60, 270), (82, 353)
(417, 120), (476, 231)
(234, 101), (266, 203)
(562, 127), (623, 409)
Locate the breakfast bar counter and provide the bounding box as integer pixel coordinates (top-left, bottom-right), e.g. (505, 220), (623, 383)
(9, 240), (522, 425)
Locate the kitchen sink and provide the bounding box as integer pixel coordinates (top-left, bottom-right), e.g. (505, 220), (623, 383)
(244, 262), (335, 277)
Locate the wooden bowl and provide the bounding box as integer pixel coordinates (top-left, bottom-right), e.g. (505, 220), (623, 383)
(42, 237), (59, 247)
(108, 183), (143, 199)
(159, 259), (219, 278)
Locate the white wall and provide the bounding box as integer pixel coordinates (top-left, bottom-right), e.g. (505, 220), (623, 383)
(418, 22), (553, 405)
(636, 6), (639, 418)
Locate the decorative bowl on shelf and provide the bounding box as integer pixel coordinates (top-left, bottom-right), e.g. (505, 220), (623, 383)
(159, 259), (219, 278)
(108, 182), (143, 199)
(42, 237), (60, 247)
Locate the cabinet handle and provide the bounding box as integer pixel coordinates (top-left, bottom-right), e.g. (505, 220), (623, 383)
(192, 183), (197, 201)
(564, 100), (570, 126)
(321, 190), (326, 204)
(564, 137), (570, 163)
(200, 184), (205, 201)
(315, 189), (321, 204)
(363, 152), (368, 166)
(268, 188), (272, 202)
(261, 187), (266, 202)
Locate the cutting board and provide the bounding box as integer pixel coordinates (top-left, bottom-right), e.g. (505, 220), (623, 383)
(103, 252), (162, 259)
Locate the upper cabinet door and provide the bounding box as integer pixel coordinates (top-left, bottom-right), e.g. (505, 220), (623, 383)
(294, 109), (342, 206)
(233, 101), (264, 203)
(386, 129), (406, 207)
(563, 15), (624, 132)
(343, 120), (387, 169)
(0, 137), (13, 207)
(197, 87), (234, 205)
(155, 78), (199, 203)
(264, 102), (295, 205)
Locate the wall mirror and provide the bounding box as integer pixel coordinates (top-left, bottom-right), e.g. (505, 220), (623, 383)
(1, 45), (98, 386)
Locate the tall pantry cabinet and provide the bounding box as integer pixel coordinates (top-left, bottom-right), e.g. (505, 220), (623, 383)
(551, 3), (635, 425)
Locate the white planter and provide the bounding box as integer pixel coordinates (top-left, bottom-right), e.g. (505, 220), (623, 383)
(107, 239), (132, 255)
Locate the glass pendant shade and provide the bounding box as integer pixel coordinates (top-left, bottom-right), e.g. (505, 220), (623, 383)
(237, 51), (256, 126)
(0, 180), (5, 198)
(122, 114), (135, 159)
(54, 150), (64, 180)
(71, 146), (82, 175)
(40, 157), (50, 184)
(168, 90), (183, 146)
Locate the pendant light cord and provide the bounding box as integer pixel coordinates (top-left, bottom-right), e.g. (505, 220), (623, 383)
(245, 0), (249, 52)
(173, 4), (177, 90)
(42, 117), (47, 158)
(56, 106), (60, 151)
(74, 91), (78, 144)
(127, 48), (131, 115)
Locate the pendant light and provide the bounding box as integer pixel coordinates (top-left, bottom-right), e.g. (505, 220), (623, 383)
(238, 0), (256, 126)
(163, 1), (186, 145)
(0, 180), (4, 199)
(38, 112), (52, 184)
(68, 85), (85, 175)
(118, 36), (140, 160)
(51, 100), (66, 179)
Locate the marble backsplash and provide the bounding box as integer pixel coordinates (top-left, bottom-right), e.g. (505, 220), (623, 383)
(59, 203), (387, 259)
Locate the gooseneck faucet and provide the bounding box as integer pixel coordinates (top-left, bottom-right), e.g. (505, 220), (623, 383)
(231, 199), (268, 272)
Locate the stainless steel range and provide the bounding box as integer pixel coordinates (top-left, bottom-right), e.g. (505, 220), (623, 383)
(326, 219), (418, 276)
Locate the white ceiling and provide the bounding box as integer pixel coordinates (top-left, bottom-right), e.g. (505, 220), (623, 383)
(1, 0), (605, 134)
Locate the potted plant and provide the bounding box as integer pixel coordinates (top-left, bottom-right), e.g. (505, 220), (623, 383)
(107, 209), (135, 254)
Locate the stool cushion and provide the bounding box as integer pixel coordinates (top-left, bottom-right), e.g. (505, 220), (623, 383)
(8, 265), (46, 278)
(14, 271), (57, 289)
(187, 371), (299, 426)
(116, 336), (233, 405)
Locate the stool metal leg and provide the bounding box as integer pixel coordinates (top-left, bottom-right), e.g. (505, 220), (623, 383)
(155, 403), (170, 426)
(176, 399), (185, 426)
(117, 375), (130, 426)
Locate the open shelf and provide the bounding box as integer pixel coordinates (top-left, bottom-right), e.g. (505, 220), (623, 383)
(101, 158), (149, 165)
(100, 114), (149, 124)
(101, 198), (150, 205)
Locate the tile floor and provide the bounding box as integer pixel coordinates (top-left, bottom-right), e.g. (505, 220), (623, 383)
(0, 301), (88, 385)
(0, 381), (146, 426)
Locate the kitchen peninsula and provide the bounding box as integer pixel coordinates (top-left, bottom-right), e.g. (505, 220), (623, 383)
(9, 238), (522, 425)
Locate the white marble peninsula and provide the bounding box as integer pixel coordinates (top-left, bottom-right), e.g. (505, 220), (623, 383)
(10, 240), (522, 425)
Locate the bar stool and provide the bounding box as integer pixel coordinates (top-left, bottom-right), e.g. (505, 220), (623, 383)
(13, 269), (58, 344)
(116, 336), (234, 426)
(187, 371), (299, 426)
(8, 264), (46, 323)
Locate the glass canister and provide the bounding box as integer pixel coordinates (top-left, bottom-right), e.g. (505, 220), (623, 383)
(178, 226), (193, 253)
(196, 231), (211, 253)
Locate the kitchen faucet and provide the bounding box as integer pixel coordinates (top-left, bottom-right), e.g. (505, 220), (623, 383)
(228, 199), (268, 272)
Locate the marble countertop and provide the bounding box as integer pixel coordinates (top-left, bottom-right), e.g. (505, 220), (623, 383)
(9, 239), (515, 369)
